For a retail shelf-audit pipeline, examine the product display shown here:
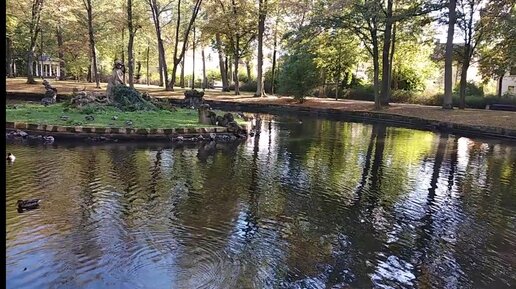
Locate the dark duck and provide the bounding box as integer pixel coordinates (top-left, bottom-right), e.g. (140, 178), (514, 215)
(17, 199), (41, 211)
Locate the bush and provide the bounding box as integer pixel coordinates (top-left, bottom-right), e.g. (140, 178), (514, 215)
(453, 81), (484, 97)
(112, 85), (157, 111)
(277, 53), (320, 102)
(392, 67), (426, 91)
(228, 81), (257, 92)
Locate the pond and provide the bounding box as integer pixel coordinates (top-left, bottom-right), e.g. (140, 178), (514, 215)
(6, 115), (516, 289)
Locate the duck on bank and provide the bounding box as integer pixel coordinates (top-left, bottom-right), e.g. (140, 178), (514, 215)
(6, 153), (15, 162)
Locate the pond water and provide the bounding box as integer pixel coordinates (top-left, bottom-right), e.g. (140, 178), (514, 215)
(6, 115), (516, 289)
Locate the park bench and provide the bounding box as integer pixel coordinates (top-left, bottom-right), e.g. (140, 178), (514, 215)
(488, 103), (516, 112)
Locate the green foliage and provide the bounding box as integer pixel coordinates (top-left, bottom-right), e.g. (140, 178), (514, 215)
(206, 69), (221, 81)
(277, 53), (320, 102)
(392, 67), (426, 91)
(312, 31), (361, 85)
(112, 85), (157, 111)
(453, 82), (484, 97)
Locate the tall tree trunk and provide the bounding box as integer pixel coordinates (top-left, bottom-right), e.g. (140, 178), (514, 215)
(40, 29), (44, 78)
(234, 54), (240, 95)
(122, 28), (126, 83)
(319, 70), (326, 97)
(148, 0), (168, 87)
(245, 60), (251, 82)
(459, 47), (470, 109)
(388, 22), (396, 93)
(202, 49), (206, 90)
(158, 52), (163, 86)
(228, 55), (233, 84)
(146, 44), (150, 85)
(168, 0), (203, 91)
(380, 0), (393, 106)
(443, 0), (456, 109)
(255, 0), (267, 97)
(215, 33), (229, 91)
(497, 74), (503, 97)
(56, 24), (66, 80)
(271, 22), (277, 95)
(371, 29), (381, 110)
(180, 58), (185, 87)
(127, 0), (135, 88)
(192, 25), (196, 89)
(86, 0), (100, 88)
(27, 0), (43, 84)
(6, 36), (13, 77)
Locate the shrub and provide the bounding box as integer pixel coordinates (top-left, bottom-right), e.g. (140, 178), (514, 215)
(112, 85), (157, 111)
(453, 81), (484, 97)
(277, 53), (320, 102)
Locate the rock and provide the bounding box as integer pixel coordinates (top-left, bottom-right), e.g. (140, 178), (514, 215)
(60, 115), (70, 121)
(216, 115), (226, 126)
(73, 122), (83, 126)
(183, 89), (205, 108)
(223, 113), (235, 123)
(112, 115), (118, 120)
(209, 133), (216, 140)
(19, 131), (29, 138)
(125, 120), (133, 126)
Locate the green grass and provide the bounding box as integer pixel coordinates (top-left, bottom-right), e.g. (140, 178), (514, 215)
(6, 103), (245, 129)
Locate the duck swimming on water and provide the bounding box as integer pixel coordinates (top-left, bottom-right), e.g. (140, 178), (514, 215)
(6, 153), (15, 162)
(17, 199), (41, 211)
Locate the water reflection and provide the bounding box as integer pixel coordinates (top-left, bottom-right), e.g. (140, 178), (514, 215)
(6, 116), (516, 289)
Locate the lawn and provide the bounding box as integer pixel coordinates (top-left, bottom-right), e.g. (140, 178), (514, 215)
(6, 103), (243, 129)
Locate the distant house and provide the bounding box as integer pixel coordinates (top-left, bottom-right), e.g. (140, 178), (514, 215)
(500, 66), (516, 98)
(431, 40), (482, 90)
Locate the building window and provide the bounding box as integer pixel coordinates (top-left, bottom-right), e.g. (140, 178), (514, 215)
(510, 66), (516, 76)
(508, 86), (515, 93)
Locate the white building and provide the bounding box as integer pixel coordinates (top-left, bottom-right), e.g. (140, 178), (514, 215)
(33, 54), (61, 78)
(500, 67), (516, 98)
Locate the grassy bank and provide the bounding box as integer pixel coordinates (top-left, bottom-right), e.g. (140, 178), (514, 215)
(6, 103), (242, 129)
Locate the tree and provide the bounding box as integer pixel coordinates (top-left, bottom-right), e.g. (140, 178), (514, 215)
(443, 0), (456, 109)
(167, 0), (203, 90)
(147, 0), (171, 87)
(455, 0), (486, 109)
(312, 31), (361, 99)
(277, 52), (319, 102)
(126, 0), (145, 88)
(254, 0), (268, 97)
(472, 0), (514, 98)
(26, 0), (44, 84)
(83, 0), (100, 88)
(215, 32), (230, 91)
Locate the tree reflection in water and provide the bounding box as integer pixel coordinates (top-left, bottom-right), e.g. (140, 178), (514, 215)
(5, 115), (516, 289)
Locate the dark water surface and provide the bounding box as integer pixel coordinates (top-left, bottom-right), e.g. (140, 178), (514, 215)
(6, 115), (516, 289)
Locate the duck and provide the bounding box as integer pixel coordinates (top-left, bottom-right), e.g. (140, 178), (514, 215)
(6, 153), (15, 162)
(17, 199), (41, 211)
(43, 136), (55, 143)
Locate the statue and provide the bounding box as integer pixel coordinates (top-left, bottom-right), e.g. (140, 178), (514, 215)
(41, 79), (57, 106)
(106, 60), (125, 102)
